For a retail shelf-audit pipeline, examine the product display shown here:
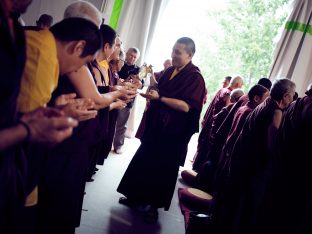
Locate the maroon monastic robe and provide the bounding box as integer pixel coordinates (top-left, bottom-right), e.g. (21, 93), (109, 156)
(38, 73), (101, 232)
(194, 103), (234, 193)
(192, 87), (231, 171)
(269, 95), (312, 234)
(215, 97), (279, 234)
(0, 9), (27, 233)
(117, 62), (206, 210)
(215, 102), (254, 181)
(212, 102), (255, 199)
(204, 94), (249, 170)
(94, 64), (119, 165)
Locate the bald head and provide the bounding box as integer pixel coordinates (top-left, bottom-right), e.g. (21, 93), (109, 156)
(163, 59), (172, 70)
(64, 0), (102, 27)
(230, 88), (244, 103)
(230, 75), (244, 89)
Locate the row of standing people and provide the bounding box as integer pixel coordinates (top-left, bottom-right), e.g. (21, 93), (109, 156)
(1, 0), (207, 232)
(0, 1), (139, 233)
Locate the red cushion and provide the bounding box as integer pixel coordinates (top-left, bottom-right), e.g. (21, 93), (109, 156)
(179, 188), (213, 212)
(181, 170), (198, 186)
(177, 188), (192, 230)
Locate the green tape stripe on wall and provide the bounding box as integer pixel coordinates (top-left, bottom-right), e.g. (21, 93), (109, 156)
(109, 0), (124, 29)
(285, 21), (312, 35)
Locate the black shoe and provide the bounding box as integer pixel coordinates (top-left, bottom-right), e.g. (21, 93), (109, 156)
(118, 197), (149, 212)
(95, 168), (99, 171)
(119, 197), (138, 207)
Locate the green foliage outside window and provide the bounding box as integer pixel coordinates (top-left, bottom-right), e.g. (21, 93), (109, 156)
(197, 0), (292, 104)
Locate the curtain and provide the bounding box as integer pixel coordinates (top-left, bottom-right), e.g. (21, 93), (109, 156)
(115, 0), (170, 137)
(116, 0), (170, 66)
(269, 0), (312, 96)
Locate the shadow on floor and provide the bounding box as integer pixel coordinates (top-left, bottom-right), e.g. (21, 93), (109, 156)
(76, 135), (198, 234)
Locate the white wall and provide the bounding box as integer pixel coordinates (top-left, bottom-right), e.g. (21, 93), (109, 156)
(21, 0), (112, 26)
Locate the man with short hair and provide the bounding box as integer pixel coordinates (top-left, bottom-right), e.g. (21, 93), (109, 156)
(36, 13), (53, 29)
(113, 47), (141, 154)
(269, 83), (312, 234)
(222, 75), (232, 88)
(117, 37), (206, 223)
(24, 13), (53, 30)
(35, 4), (135, 234)
(17, 17), (101, 113)
(15, 17), (101, 234)
(0, 1), (80, 233)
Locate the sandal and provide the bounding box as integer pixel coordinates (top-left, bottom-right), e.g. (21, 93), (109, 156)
(144, 207), (158, 224)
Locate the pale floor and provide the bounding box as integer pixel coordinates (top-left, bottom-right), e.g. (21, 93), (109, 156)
(76, 133), (198, 234)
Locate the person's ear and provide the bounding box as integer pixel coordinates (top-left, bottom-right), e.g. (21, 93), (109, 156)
(254, 95), (260, 104)
(73, 40), (86, 56)
(103, 42), (110, 51)
(283, 92), (290, 101)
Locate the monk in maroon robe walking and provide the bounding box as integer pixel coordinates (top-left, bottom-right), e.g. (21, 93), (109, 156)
(117, 37), (206, 223)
